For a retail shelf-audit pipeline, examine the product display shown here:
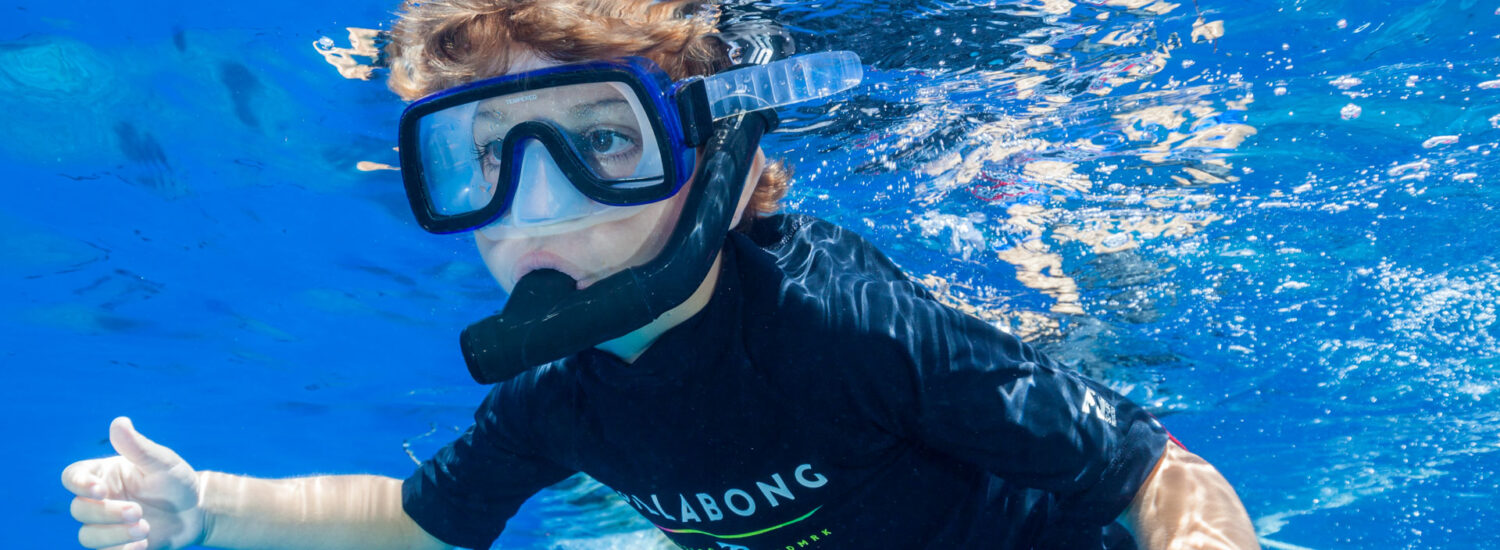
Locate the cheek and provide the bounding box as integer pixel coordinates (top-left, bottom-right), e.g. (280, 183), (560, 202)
(618, 191), (687, 254)
(565, 194), (687, 283)
(475, 233), (522, 291)
(589, 200), (680, 265)
(472, 192), (690, 288)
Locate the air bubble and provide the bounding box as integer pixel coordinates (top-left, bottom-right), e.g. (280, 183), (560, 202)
(1421, 135), (1460, 149)
(1330, 75), (1362, 89)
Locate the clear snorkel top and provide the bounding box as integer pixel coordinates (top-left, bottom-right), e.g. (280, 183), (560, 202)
(696, 51), (863, 119)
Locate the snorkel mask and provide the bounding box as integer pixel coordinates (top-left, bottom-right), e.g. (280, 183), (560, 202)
(398, 49), (862, 384)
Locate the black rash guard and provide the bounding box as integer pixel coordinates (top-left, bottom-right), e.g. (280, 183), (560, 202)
(404, 214), (1170, 550)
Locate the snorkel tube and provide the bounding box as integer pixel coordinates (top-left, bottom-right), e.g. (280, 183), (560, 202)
(459, 109), (779, 384)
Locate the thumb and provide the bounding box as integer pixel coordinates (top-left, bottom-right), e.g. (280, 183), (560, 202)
(109, 417), (185, 473)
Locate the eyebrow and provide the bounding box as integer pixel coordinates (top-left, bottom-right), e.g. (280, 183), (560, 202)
(571, 98), (631, 119)
(472, 96), (631, 129)
(475, 108), (505, 128)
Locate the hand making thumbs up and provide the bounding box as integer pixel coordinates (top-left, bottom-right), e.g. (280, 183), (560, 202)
(61, 417), (205, 550)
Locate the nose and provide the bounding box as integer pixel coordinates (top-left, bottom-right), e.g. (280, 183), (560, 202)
(508, 139), (592, 226)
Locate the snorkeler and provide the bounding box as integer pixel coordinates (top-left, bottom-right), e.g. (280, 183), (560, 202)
(61, 1), (1259, 549)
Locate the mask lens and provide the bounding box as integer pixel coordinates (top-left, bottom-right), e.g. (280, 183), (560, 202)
(413, 81), (668, 222)
(542, 82), (665, 188)
(418, 101), (494, 216)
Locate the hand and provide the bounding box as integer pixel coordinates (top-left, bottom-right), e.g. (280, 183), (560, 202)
(62, 417), (206, 550)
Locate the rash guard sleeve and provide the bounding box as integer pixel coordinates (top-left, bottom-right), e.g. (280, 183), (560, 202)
(898, 303), (1169, 528)
(745, 215), (1168, 530)
(402, 373), (576, 549)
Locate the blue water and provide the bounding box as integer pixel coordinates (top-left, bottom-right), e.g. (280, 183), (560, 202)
(5, 0), (1498, 548)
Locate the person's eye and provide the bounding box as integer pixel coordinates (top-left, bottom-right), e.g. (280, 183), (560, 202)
(581, 129), (638, 156)
(473, 141), (500, 165)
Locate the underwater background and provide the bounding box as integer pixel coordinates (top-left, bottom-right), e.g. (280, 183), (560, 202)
(3, 0), (1497, 548)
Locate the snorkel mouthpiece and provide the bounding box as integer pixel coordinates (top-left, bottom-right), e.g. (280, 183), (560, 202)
(460, 110), (778, 384)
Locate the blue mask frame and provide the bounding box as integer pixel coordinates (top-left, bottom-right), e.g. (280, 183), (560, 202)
(397, 57), (715, 234)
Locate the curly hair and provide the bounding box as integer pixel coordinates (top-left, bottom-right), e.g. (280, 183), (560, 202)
(384, 0), (789, 224)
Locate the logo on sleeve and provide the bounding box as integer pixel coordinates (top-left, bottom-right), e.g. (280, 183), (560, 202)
(1080, 388), (1117, 426)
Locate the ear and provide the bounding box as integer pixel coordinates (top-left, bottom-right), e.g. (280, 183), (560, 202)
(730, 148), (767, 228)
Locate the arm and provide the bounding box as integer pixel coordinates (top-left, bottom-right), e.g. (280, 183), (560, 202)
(63, 417), (450, 550)
(1123, 442), (1259, 550)
(198, 472), (451, 550)
(848, 277), (1241, 543)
